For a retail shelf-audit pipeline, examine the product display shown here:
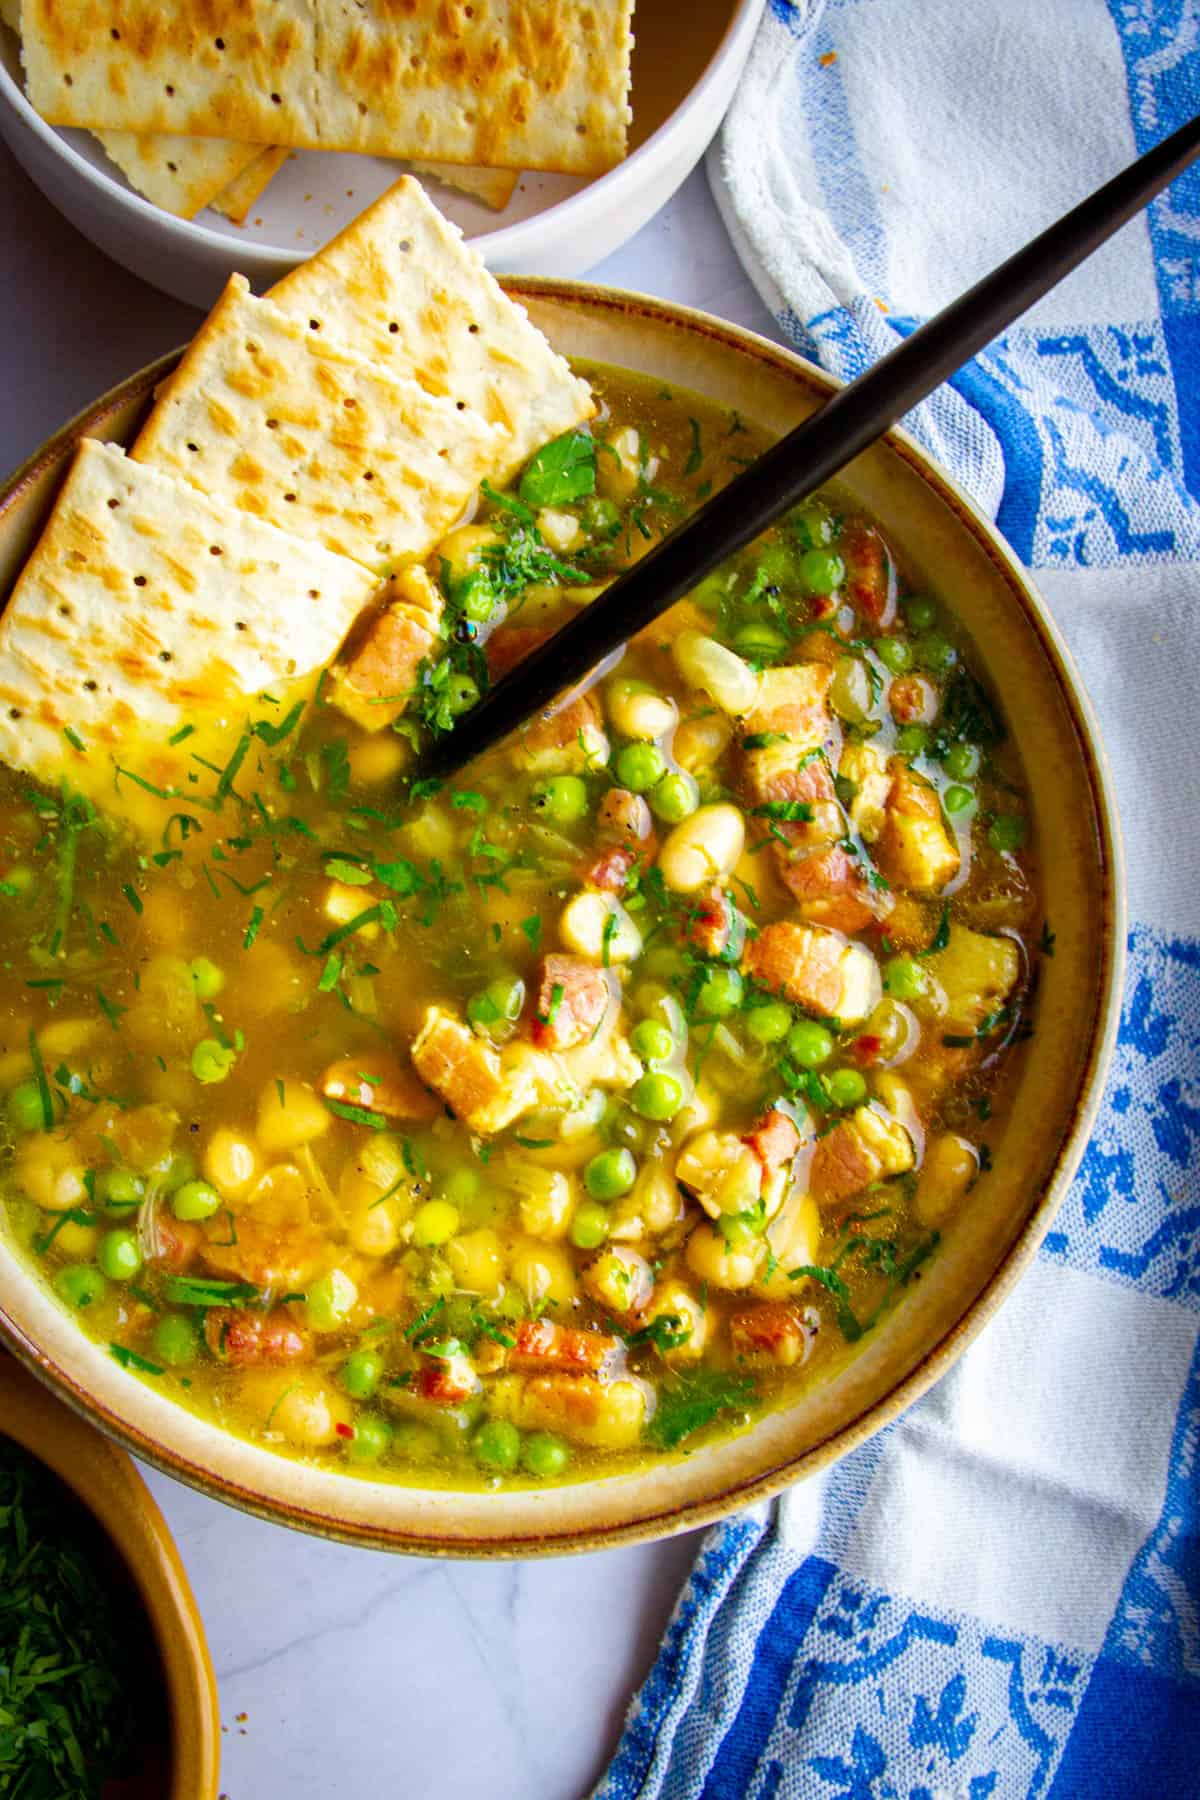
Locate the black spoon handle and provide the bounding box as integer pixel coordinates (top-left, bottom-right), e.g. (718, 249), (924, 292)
(417, 111), (1200, 783)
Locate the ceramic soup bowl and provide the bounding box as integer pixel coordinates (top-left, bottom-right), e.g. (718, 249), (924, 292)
(0, 286), (1123, 1554)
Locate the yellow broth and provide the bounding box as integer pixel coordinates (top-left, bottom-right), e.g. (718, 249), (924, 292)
(0, 366), (1041, 1486)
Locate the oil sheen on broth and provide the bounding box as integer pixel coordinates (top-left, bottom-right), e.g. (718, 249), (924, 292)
(0, 367), (1041, 1487)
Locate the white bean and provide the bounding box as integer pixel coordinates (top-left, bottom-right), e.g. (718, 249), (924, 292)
(672, 630), (760, 716)
(657, 804), (746, 894)
(605, 677), (678, 741)
(560, 890), (642, 962)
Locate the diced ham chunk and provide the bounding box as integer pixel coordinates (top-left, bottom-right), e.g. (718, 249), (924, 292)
(810, 1104), (915, 1207)
(486, 627), (609, 774)
(729, 1302), (817, 1367)
(509, 1317), (619, 1377)
(597, 788), (654, 847)
(148, 1213), (200, 1272)
(410, 1005), (540, 1135)
(743, 1108), (802, 1177)
(742, 921), (881, 1024)
(686, 885), (737, 958)
(742, 663), (833, 749)
(840, 520), (896, 628)
(411, 1354), (480, 1405)
(876, 762), (960, 894)
(581, 844), (638, 894)
(531, 954), (612, 1051)
(204, 1308), (312, 1365)
(331, 565), (442, 731)
(491, 1373), (647, 1449)
(772, 841), (890, 935)
(321, 1051), (440, 1120)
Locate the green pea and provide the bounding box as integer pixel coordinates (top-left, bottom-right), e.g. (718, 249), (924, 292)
(650, 770), (700, 824)
(797, 548), (846, 597)
(641, 942), (688, 983)
(615, 742), (666, 794)
(607, 1108), (651, 1155)
(188, 957), (225, 999)
(582, 495), (621, 540)
(98, 1229), (142, 1282)
(306, 1269), (358, 1330)
(346, 1414), (393, 1464)
(584, 1147), (637, 1201)
(190, 1038), (235, 1084)
(988, 814), (1028, 854)
(6, 1081), (49, 1133)
(874, 636), (912, 674)
(692, 573), (729, 614)
(895, 724), (930, 759)
(340, 1349), (384, 1400)
(445, 672), (480, 716)
(412, 1200), (460, 1247)
(153, 1315), (198, 1366)
(631, 1071), (685, 1122)
(55, 1264), (106, 1309)
(471, 1417), (521, 1473)
(903, 596), (938, 632)
(943, 784), (975, 815)
(390, 1421), (440, 1463)
(745, 1001), (792, 1046)
(786, 1019), (834, 1068)
(826, 1068), (868, 1109)
(790, 502), (835, 549)
(943, 742), (980, 780)
(915, 631), (957, 673)
(533, 775), (589, 826)
(883, 955), (930, 1002)
(631, 1018), (674, 1064)
(94, 1167), (145, 1218)
(522, 1432), (571, 1479)
(442, 1167), (481, 1209)
(467, 974), (526, 1037)
(695, 966), (744, 1019)
(172, 1179), (222, 1222)
(569, 1200), (611, 1250)
(459, 572), (498, 623)
(732, 622), (789, 663)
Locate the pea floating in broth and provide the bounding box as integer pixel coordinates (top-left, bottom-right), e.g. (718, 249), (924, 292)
(0, 368), (1043, 1487)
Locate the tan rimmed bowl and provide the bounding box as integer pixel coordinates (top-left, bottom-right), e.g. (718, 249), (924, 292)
(0, 1353), (220, 1797)
(0, 285), (1124, 1556)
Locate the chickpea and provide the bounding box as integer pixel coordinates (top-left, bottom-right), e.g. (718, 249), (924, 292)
(239, 941), (307, 1015)
(348, 734), (407, 785)
(55, 1218), (99, 1258)
(642, 1281), (709, 1362)
(676, 1130), (763, 1218)
(509, 1239), (577, 1312)
(438, 522), (502, 587)
(685, 1220), (764, 1290)
(39, 1017), (97, 1059)
(916, 1132), (979, 1226)
(517, 1170), (574, 1241)
(324, 881), (379, 940)
(202, 1129), (259, 1199)
(126, 955), (199, 1042)
(347, 1197), (403, 1258)
(595, 424), (644, 503)
(672, 711), (733, 773)
(256, 1079), (331, 1154)
(830, 656), (877, 724)
(15, 1135), (87, 1212)
(605, 677), (678, 742)
(582, 1247), (653, 1315)
(755, 1194), (822, 1300)
(538, 507), (583, 552)
(658, 804), (746, 895)
(445, 1228), (504, 1296)
(241, 1370), (351, 1448)
(399, 806), (456, 863)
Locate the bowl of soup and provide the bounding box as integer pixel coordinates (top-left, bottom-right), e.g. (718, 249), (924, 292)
(0, 284), (1123, 1553)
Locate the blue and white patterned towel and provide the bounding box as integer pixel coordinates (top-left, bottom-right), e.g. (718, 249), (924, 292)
(596, 3), (1200, 1795)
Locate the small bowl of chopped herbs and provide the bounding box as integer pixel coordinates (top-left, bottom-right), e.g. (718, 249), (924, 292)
(0, 1354), (219, 1799)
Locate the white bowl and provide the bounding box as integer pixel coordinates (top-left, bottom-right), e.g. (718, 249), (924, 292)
(0, 0), (764, 306)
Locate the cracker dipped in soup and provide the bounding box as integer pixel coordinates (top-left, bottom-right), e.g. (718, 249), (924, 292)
(0, 184), (1041, 1487)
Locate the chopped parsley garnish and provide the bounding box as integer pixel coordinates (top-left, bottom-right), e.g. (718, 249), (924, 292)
(647, 1369), (757, 1449)
(518, 429), (596, 507)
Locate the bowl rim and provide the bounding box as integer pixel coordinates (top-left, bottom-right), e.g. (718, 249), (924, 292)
(0, 280), (1126, 1556)
(0, 0), (765, 272)
(0, 1352), (221, 1798)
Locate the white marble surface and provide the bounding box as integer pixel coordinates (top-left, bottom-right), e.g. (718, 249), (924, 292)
(2, 147), (783, 1799)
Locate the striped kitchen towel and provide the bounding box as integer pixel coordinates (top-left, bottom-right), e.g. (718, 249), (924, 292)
(596, 2), (1200, 1795)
